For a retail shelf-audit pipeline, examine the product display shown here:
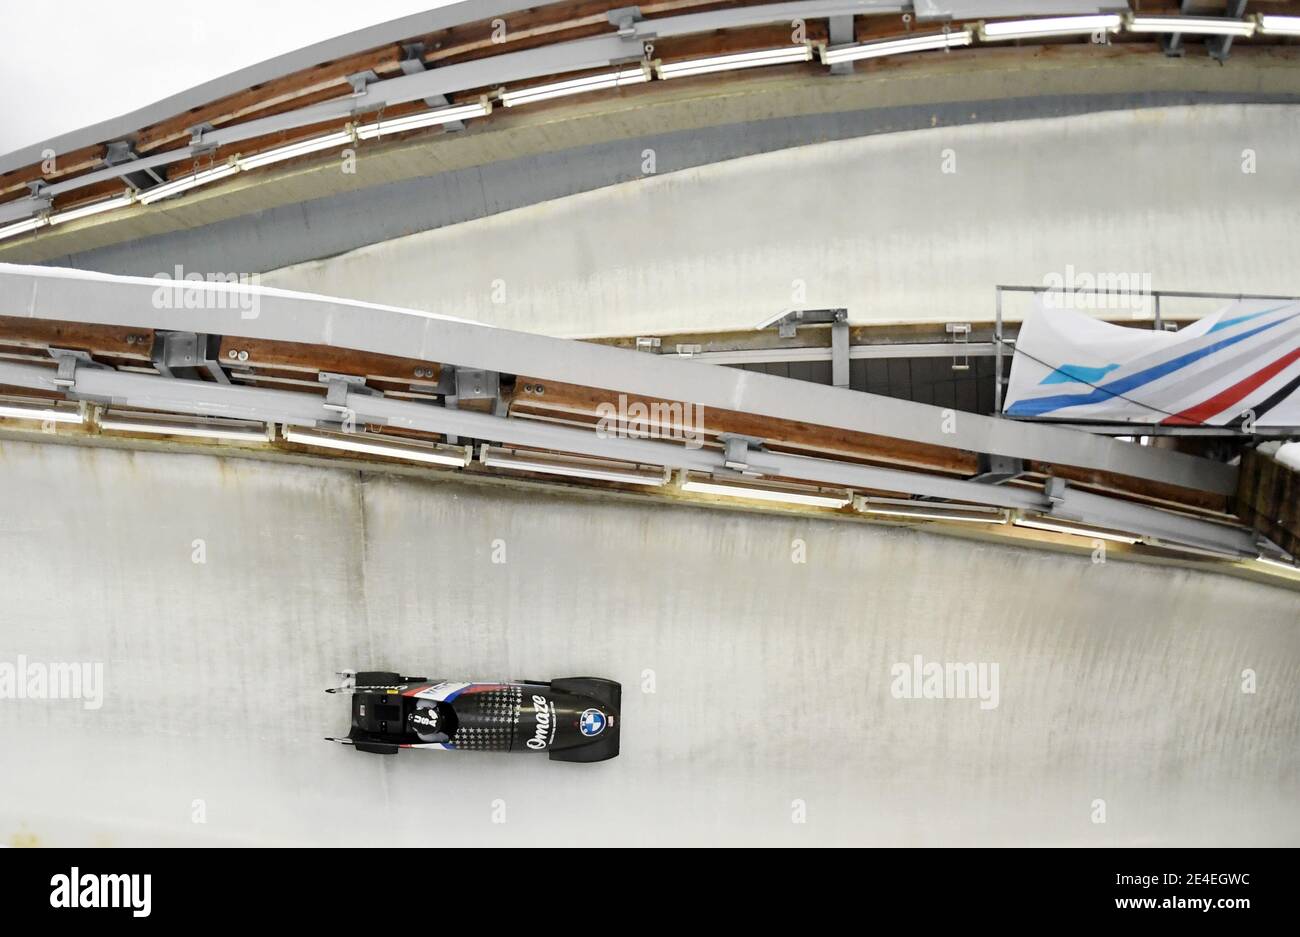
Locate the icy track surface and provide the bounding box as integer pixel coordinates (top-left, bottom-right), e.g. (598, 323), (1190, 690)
(1, 440), (1297, 846)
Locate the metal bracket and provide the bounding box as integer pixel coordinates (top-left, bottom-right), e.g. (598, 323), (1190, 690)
(399, 43), (427, 75)
(758, 308), (848, 340)
(717, 433), (767, 474)
(425, 91), (465, 128)
(318, 372), (369, 413)
(152, 332), (230, 384)
(832, 315), (850, 387)
(1209, 0), (1248, 62)
(454, 368), (500, 403)
(20, 186), (52, 215)
(946, 322), (971, 371)
(1163, 0), (1223, 58)
(396, 46), (466, 127)
(971, 452), (1025, 485)
(435, 367), (460, 442)
(347, 70), (379, 96)
(675, 343), (702, 358)
(432, 369), (503, 443)
(47, 348), (105, 388)
(187, 124), (217, 155)
(635, 336), (662, 353)
(103, 141), (136, 166)
(607, 6), (643, 36)
(828, 15), (855, 75)
(101, 141), (166, 189)
(435, 365), (458, 397)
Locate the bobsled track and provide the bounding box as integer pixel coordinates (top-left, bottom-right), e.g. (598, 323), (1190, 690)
(1, 439), (1297, 847)
(4, 0), (1300, 848)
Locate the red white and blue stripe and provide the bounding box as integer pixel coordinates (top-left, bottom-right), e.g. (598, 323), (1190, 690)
(1004, 300), (1300, 427)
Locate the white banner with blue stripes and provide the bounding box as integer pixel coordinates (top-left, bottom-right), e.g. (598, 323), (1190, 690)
(1004, 299), (1300, 427)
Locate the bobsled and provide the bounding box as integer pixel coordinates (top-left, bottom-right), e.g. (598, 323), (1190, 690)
(325, 670), (621, 762)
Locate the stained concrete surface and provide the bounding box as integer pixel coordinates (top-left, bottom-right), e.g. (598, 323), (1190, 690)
(1, 440), (1297, 846)
(259, 105), (1300, 337)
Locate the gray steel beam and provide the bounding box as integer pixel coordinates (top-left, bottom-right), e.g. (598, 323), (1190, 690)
(0, 356), (1261, 551)
(0, 360), (61, 393)
(682, 344), (996, 366)
(635, 1), (899, 38)
(0, 0), (553, 175)
(1209, 0), (1249, 62)
(6, 30), (646, 205)
(0, 357), (1259, 553)
(828, 12), (859, 36)
(915, 0), (1126, 17)
(0, 263), (1237, 494)
(854, 341), (998, 360)
(0, 196), (50, 225)
(205, 33), (646, 149)
(1045, 478), (1260, 557)
(44, 148), (200, 197)
(0, 358), (1043, 510)
(202, 1), (904, 150)
(2, 0), (908, 209)
(828, 13), (857, 76)
(831, 319), (850, 387)
(1162, 0), (1197, 58)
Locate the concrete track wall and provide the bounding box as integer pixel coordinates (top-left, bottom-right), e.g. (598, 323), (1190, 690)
(2, 440), (1297, 846)
(261, 104), (1300, 338)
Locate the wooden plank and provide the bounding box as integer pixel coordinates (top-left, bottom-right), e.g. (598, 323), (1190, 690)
(511, 377), (1234, 513)
(0, 316), (154, 359)
(511, 376), (978, 474)
(128, 1), (761, 153)
(132, 48), (406, 155)
(0, 0), (852, 195)
(0, 0), (1255, 200)
(216, 336), (441, 388)
(0, 143), (107, 199)
(0, 321), (442, 389)
(1023, 462), (1229, 517)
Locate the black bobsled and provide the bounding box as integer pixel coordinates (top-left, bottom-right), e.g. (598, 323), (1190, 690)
(325, 670), (621, 762)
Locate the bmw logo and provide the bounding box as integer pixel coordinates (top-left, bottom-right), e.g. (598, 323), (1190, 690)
(579, 708), (607, 737)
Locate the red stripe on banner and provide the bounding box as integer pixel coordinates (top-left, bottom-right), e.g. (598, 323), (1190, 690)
(1162, 347), (1300, 426)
